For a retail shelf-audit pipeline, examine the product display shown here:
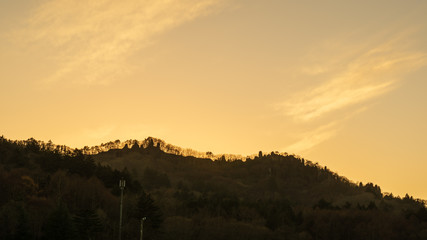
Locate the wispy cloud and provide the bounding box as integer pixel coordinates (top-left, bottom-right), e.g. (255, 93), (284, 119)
(279, 30), (427, 154)
(280, 32), (427, 122)
(17, 0), (226, 85)
(283, 122), (338, 154)
(282, 106), (369, 154)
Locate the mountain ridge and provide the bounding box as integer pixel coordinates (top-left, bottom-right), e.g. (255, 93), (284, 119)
(1, 135), (426, 240)
(2, 135), (425, 202)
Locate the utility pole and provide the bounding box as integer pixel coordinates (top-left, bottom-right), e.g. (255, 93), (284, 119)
(140, 217), (146, 240)
(119, 179), (126, 240)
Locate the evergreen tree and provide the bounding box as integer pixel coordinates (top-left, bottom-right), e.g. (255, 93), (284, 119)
(136, 191), (163, 240)
(14, 206), (32, 240)
(43, 203), (76, 240)
(73, 208), (103, 240)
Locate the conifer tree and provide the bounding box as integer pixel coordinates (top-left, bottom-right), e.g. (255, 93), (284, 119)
(74, 208), (103, 240)
(43, 203), (76, 240)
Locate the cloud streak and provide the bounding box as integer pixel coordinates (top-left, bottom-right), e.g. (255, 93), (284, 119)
(18, 0), (226, 85)
(279, 30), (427, 154)
(282, 106), (369, 154)
(281, 32), (427, 122)
(283, 122), (338, 154)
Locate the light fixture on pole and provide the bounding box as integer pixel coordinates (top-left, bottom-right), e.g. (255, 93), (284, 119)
(119, 178), (126, 240)
(140, 217), (146, 240)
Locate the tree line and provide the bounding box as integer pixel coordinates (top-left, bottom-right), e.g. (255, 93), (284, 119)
(0, 136), (426, 240)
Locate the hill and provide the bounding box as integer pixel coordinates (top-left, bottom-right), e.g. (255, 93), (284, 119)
(0, 136), (426, 240)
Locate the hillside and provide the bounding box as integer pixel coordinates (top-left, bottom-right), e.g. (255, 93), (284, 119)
(0, 136), (426, 240)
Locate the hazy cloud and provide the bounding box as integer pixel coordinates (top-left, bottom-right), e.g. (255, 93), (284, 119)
(281, 32), (427, 122)
(18, 0), (226, 85)
(282, 106), (369, 154)
(283, 122), (338, 154)
(279, 30), (427, 154)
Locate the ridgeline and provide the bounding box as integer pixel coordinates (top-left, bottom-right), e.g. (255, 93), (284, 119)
(0, 136), (426, 240)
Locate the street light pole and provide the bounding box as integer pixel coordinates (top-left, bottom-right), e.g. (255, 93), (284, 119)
(119, 179), (126, 240)
(140, 217), (146, 240)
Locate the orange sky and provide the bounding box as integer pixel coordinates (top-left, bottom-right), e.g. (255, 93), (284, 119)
(1, 0), (427, 200)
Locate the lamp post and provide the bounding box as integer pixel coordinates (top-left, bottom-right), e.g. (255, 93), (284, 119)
(119, 179), (126, 240)
(140, 217), (146, 240)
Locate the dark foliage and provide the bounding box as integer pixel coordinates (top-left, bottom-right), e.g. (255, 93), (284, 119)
(73, 208), (103, 240)
(135, 191), (164, 240)
(0, 136), (426, 240)
(43, 203), (76, 240)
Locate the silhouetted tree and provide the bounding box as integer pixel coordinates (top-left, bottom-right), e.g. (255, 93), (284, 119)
(14, 206), (32, 240)
(73, 208), (103, 240)
(43, 203), (76, 240)
(137, 192), (163, 227)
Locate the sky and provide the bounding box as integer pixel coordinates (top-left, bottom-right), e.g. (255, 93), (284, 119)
(1, 0), (427, 200)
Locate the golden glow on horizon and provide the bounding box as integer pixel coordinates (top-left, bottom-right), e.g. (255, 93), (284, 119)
(1, 0), (427, 200)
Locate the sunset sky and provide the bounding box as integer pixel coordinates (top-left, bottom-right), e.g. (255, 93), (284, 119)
(1, 0), (427, 200)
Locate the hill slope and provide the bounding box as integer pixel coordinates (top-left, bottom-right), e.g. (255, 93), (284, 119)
(1, 136), (426, 240)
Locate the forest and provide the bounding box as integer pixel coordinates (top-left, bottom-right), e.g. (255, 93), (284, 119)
(0, 136), (426, 240)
